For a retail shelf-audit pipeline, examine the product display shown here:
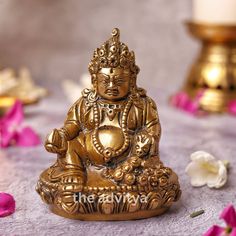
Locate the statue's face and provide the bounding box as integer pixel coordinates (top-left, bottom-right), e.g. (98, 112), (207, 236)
(96, 68), (131, 101)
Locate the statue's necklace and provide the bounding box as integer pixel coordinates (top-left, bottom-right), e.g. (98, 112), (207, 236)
(99, 102), (122, 121)
(92, 98), (132, 162)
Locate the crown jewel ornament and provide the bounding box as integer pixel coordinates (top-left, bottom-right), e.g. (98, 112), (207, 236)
(36, 28), (181, 220)
(88, 28), (139, 75)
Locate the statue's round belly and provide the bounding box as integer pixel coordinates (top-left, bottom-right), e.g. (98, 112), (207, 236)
(98, 126), (124, 150)
(85, 125), (127, 165)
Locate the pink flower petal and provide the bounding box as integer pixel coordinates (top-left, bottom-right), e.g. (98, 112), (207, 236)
(203, 225), (224, 236)
(0, 128), (17, 148)
(228, 101), (236, 116)
(196, 89), (205, 100)
(230, 228), (236, 236)
(171, 92), (190, 108)
(220, 205), (236, 228)
(0, 100), (24, 126)
(0, 100), (25, 147)
(0, 100), (40, 148)
(15, 126), (41, 147)
(0, 193), (15, 217)
(171, 91), (206, 116)
(184, 100), (199, 115)
(170, 94), (180, 106)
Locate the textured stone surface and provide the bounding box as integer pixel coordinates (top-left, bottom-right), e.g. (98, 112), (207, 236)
(0, 0), (236, 235)
(0, 94), (236, 236)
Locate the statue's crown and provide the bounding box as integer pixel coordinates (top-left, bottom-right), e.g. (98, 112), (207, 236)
(88, 28), (140, 75)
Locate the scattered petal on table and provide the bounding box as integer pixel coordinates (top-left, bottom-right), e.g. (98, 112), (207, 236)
(170, 90), (205, 116)
(0, 100), (41, 148)
(228, 101), (236, 116)
(0, 193), (15, 217)
(0, 101), (24, 148)
(230, 228), (236, 236)
(15, 127), (41, 147)
(204, 205), (236, 236)
(0, 100), (24, 125)
(203, 225), (224, 236)
(220, 204), (236, 228)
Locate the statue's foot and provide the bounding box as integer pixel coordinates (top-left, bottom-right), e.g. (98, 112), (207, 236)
(55, 175), (84, 214)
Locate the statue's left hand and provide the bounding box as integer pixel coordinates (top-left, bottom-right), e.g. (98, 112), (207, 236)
(133, 131), (152, 158)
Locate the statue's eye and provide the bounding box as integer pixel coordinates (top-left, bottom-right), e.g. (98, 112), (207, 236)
(135, 145), (139, 149)
(102, 78), (109, 84)
(114, 78), (125, 86)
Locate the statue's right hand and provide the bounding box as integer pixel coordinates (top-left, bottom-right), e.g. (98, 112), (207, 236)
(45, 129), (67, 154)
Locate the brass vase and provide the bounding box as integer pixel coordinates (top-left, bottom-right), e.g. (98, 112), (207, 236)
(182, 22), (236, 113)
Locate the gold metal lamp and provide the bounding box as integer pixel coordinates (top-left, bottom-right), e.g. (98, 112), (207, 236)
(181, 22), (236, 113)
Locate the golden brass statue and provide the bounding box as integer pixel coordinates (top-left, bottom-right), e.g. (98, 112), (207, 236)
(36, 28), (181, 220)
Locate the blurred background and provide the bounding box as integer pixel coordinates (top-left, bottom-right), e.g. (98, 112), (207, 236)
(0, 0), (196, 100)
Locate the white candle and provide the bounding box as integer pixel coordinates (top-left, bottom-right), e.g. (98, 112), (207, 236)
(193, 0), (236, 25)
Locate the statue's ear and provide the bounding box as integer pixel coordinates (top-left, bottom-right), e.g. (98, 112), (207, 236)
(91, 74), (98, 92)
(91, 74), (97, 84)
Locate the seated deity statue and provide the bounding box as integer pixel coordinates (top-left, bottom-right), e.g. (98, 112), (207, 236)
(36, 28), (181, 220)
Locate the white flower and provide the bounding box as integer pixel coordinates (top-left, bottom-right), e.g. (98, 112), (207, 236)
(185, 151), (228, 189)
(62, 73), (91, 103)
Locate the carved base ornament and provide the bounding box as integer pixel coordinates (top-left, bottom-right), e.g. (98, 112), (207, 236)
(36, 28), (181, 220)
